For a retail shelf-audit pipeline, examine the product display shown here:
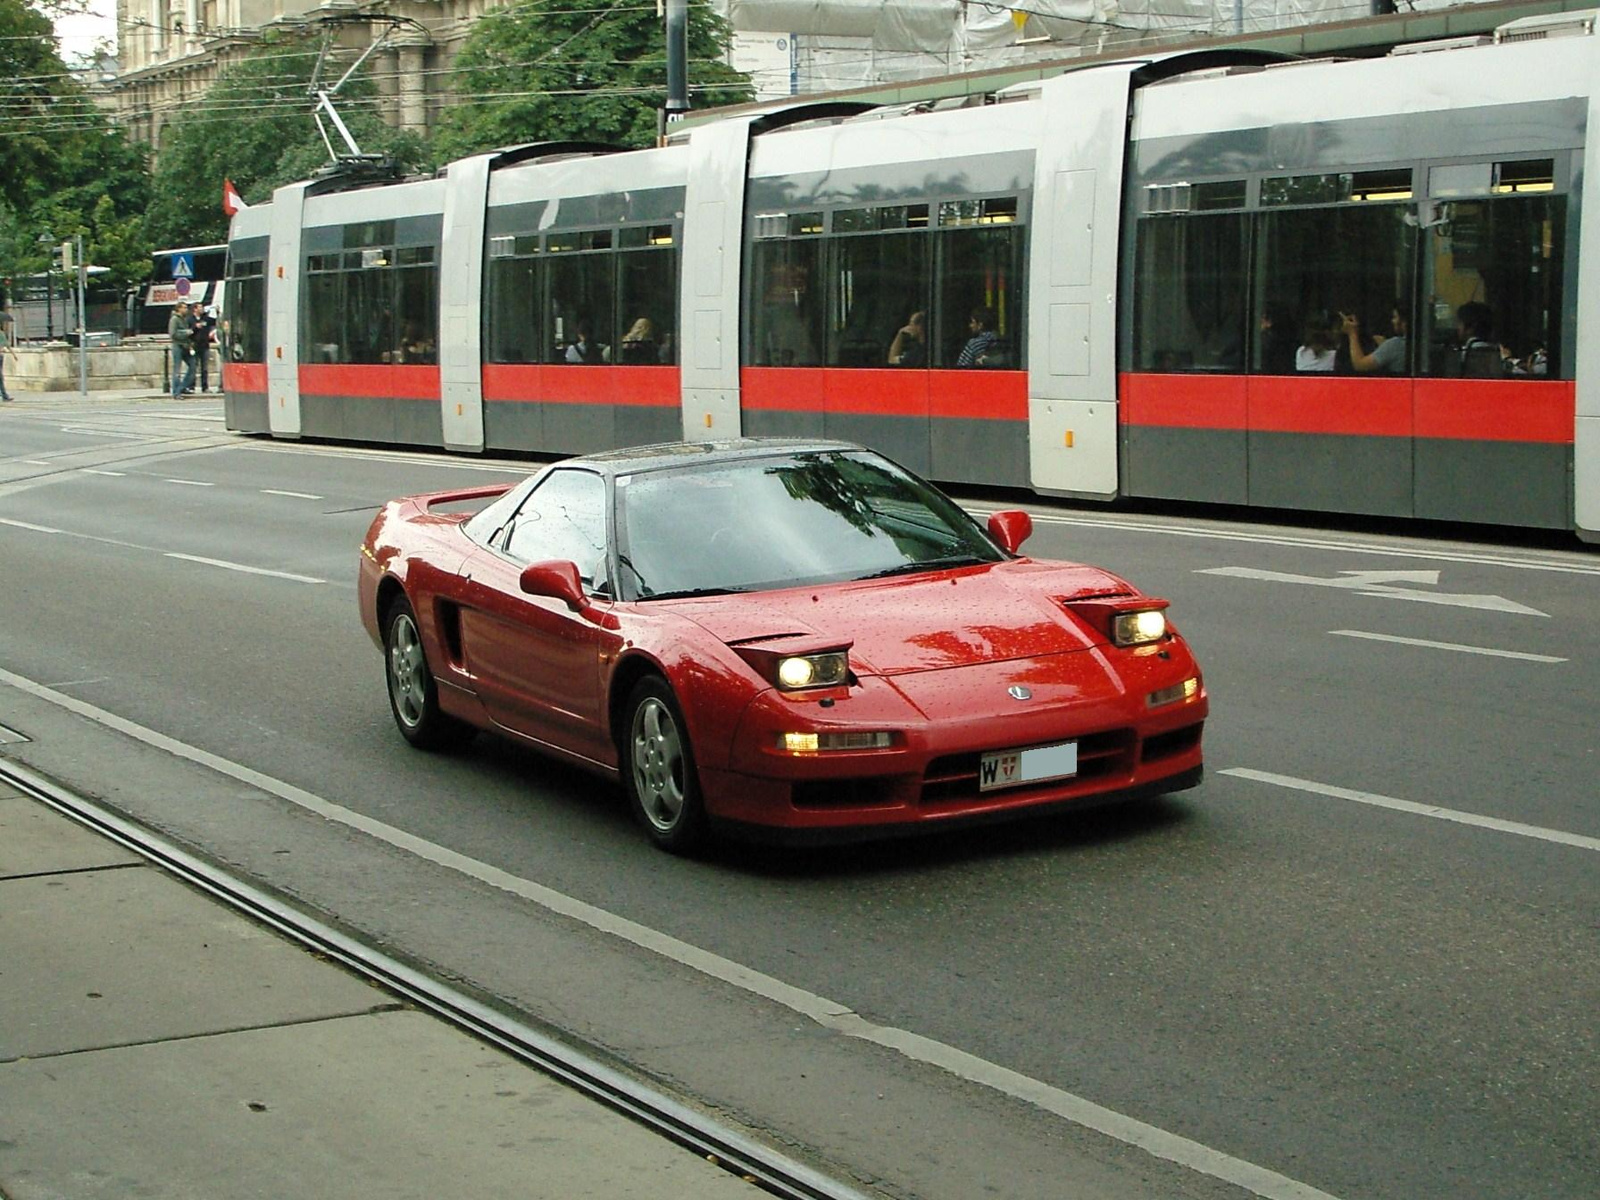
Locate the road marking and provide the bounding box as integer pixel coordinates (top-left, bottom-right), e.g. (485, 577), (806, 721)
(164, 478), (215, 487)
(262, 489), (324, 500)
(1329, 630), (1567, 663)
(163, 552), (324, 584)
(0, 517), (63, 534)
(81, 469), (126, 477)
(21, 459), (52, 466)
(0, 665), (1342, 1200)
(1196, 566), (1546, 616)
(961, 503), (1600, 578)
(1223, 768), (1600, 854)
(246, 440), (532, 476)
(59, 426), (151, 440)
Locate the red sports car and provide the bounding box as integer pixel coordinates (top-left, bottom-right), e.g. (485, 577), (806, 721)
(359, 440), (1206, 851)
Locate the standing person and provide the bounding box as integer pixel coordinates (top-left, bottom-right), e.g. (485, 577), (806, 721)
(0, 295), (14, 401)
(191, 305), (215, 392)
(168, 300), (195, 397)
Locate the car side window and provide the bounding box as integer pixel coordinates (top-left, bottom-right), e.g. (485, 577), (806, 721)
(502, 470), (609, 592)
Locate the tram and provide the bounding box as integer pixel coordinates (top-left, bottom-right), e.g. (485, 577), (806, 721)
(222, 10), (1600, 537)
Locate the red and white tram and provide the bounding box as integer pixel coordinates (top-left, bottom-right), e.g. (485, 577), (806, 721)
(223, 10), (1600, 537)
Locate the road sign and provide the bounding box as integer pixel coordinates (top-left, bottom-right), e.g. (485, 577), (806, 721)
(174, 277), (191, 297)
(170, 252), (194, 279)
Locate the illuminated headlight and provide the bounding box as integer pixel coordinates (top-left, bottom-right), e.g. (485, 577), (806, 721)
(776, 652), (849, 690)
(1112, 609), (1167, 646)
(779, 731), (894, 753)
(1147, 677), (1200, 707)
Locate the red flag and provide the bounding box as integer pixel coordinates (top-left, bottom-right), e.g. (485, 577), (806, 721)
(222, 178), (247, 217)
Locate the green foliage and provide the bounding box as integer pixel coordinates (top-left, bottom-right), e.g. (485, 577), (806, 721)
(433, 0), (753, 160)
(142, 34), (434, 249)
(0, 0), (152, 289)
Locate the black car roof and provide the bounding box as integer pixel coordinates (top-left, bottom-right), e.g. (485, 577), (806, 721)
(571, 437), (863, 478)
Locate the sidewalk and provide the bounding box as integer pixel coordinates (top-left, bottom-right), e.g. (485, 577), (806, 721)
(0, 777), (761, 1200)
(3, 385), (192, 404)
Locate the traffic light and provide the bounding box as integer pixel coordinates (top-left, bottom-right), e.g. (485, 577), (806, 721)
(60, 240), (75, 272)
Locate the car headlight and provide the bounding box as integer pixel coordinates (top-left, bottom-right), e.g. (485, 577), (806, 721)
(1111, 609), (1167, 647)
(776, 652), (850, 690)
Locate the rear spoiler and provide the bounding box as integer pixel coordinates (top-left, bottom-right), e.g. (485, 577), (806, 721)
(411, 482), (516, 512)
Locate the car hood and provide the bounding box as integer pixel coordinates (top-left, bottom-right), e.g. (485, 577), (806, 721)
(671, 560), (1139, 675)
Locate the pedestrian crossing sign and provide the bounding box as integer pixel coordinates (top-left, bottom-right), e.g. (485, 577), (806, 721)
(170, 253), (194, 279)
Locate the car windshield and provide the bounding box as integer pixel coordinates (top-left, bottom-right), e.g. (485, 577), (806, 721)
(614, 450), (1003, 601)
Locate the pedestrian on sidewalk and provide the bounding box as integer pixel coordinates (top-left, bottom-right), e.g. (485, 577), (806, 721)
(169, 301), (195, 397)
(191, 305), (216, 392)
(0, 295), (14, 401)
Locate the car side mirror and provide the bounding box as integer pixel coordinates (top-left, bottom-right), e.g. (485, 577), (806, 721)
(519, 560), (586, 611)
(987, 509), (1033, 555)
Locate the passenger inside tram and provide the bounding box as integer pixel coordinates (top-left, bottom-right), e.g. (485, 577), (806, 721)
(1294, 311), (1339, 372)
(619, 317), (658, 364)
(1343, 303), (1408, 374)
(887, 311), (927, 367)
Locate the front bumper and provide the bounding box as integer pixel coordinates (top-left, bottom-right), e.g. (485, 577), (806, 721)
(699, 644), (1207, 838)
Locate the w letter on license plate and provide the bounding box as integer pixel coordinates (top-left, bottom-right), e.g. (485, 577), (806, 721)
(979, 740), (1078, 792)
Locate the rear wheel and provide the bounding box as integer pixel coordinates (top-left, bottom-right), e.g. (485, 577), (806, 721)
(384, 597), (474, 752)
(623, 676), (707, 853)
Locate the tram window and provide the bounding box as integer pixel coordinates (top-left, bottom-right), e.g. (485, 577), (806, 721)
(343, 266), (394, 365)
(1254, 204), (1414, 375)
(617, 245), (677, 365)
(826, 231), (931, 368)
(939, 197), (1017, 226)
(748, 240), (823, 367)
(1421, 195), (1565, 379)
(394, 247), (437, 365)
(1131, 213), (1248, 373)
(547, 245), (615, 364)
(223, 258), (264, 364)
(488, 255), (540, 364)
(934, 226), (1023, 369)
(304, 269), (344, 363)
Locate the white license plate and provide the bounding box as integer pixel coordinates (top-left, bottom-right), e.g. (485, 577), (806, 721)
(978, 740), (1078, 792)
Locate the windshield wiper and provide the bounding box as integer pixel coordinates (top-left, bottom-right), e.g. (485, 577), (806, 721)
(853, 554), (991, 581)
(640, 585), (752, 601)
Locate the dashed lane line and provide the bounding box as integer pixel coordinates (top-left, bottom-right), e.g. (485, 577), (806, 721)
(1329, 630), (1567, 663)
(1223, 768), (1600, 854)
(163, 553), (325, 584)
(0, 517), (327, 586)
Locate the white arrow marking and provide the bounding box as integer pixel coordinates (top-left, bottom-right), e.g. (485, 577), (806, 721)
(1197, 566), (1546, 616)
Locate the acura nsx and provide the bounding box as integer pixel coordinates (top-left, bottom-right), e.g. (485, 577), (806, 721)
(358, 440), (1206, 851)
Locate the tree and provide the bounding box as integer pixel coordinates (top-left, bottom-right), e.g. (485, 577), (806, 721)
(142, 33), (431, 249)
(0, 0), (152, 290)
(433, 0), (753, 160)
(0, 0), (62, 212)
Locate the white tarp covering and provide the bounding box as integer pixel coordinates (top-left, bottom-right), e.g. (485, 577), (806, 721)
(729, 0), (1434, 56)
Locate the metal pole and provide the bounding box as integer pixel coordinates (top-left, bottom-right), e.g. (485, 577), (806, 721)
(665, 0), (688, 119)
(44, 260), (53, 340)
(76, 234), (87, 395)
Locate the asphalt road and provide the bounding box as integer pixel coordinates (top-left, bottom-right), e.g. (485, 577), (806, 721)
(2, 396), (1596, 1200)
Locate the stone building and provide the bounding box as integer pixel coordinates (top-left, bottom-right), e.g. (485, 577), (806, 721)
(108, 0), (491, 148)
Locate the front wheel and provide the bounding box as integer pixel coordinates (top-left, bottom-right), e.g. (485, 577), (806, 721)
(623, 676), (707, 853)
(384, 597), (475, 753)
